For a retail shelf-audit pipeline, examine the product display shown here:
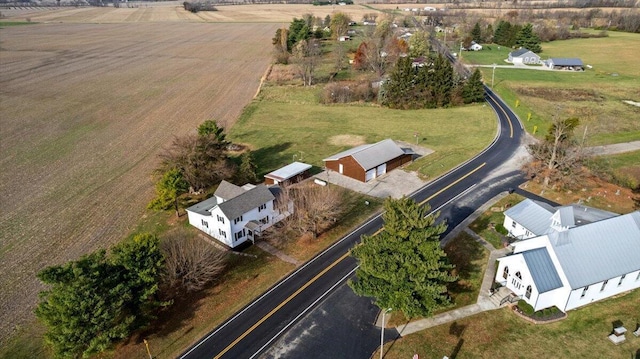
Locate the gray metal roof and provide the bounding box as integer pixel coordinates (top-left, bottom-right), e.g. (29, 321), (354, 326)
(550, 58), (583, 66)
(551, 211), (640, 289)
(214, 180), (246, 201)
(265, 162), (312, 181)
(522, 248), (563, 293)
(510, 48), (533, 57)
(555, 206), (575, 228)
(323, 139), (405, 171)
(504, 199), (554, 235)
(218, 185), (275, 220)
(571, 204), (618, 225)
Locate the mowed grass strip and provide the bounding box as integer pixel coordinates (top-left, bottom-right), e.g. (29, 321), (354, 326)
(380, 289), (640, 359)
(468, 31), (640, 146)
(230, 85), (497, 180)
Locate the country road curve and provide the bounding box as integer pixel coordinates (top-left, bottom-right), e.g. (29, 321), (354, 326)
(177, 77), (527, 358)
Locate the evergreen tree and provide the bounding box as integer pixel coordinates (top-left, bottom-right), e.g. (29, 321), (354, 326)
(471, 22), (482, 43)
(432, 54), (453, 107)
(380, 57), (415, 109)
(287, 18), (310, 51)
(462, 68), (485, 104)
(36, 234), (165, 358)
(148, 168), (189, 215)
(349, 197), (457, 318)
(237, 151), (258, 184)
(516, 23), (542, 53)
(197, 120), (228, 145)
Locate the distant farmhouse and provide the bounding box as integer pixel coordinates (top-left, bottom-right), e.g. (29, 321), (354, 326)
(323, 139), (413, 182)
(468, 41), (482, 51)
(495, 199), (640, 313)
(507, 48), (541, 65)
(545, 58), (584, 71)
(186, 181), (291, 248)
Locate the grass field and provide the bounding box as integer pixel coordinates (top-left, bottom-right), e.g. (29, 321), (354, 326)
(0, 20), (278, 343)
(230, 85), (497, 180)
(469, 193), (525, 249)
(464, 31), (640, 146)
(381, 289), (640, 359)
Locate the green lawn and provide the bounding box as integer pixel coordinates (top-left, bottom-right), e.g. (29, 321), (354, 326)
(463, 31), (640, 146)
(230, 85), (497, 180)
(469, 193), (525, 249)
(381, 289), (640, 359)
(588, 150), (640, 189)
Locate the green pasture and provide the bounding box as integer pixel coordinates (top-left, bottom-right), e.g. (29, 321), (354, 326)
(230, 85), (497, 180)
(464, 31), (640, 146)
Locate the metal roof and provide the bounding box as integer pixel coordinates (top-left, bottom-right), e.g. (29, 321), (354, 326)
(214, 180), (246, 201)
(551, 211), (640, 289)
(264, 162), (312, 181)
(553, 206), (575, 228)
(522, 248), (563, 293)
(323, 139), (406, 171)
(217, 185), (275, 220)
(549, 58), (583, 66)
(504, 199), (554, 235)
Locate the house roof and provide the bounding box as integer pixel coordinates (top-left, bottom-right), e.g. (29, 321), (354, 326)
(522, 248), (563, 293)
(214, 180), (246, 201)
(550, 58), (583, 66)
(323, 139), (406, 171)
(549, 211), (640, 289)
(218, 185), (275, 220)
(510, 48), (534, 57)
(264, 162), (312, 182)
(553, 206), (575, 228)
(187, 183), (276, 220)
(504, 199), (555, 235)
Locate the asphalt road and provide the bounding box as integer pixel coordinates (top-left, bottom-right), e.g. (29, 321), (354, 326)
(179, 85), (526, 359)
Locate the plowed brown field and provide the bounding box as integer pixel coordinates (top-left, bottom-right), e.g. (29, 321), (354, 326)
(0, 20), (278, 343)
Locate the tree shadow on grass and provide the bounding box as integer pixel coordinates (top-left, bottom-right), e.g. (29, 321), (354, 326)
(251, 142), (294, 177)
(444, 230), (487, 301)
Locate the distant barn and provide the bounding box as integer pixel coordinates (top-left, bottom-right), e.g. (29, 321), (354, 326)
(264, 162), (312, 186)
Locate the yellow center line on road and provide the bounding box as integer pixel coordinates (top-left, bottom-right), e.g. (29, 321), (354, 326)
(491, 95), (514, 138)
(419, 162), (486, 206)
(213, 251), (351, 359)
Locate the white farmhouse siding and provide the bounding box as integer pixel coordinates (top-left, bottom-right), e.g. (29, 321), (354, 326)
(508, 48), (541, 65)
(496, 201), (640, 313)
(187, 181), (289, 248)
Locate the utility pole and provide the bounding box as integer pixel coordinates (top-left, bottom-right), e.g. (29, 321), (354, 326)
(492, 64), (497, 88)
(380, 308), (392, 359)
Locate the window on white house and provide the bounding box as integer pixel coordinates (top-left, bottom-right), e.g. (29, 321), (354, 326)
(234, 229), (245, 241)
(218, 229), (226, 238)
(503, 266), (509, 279)
(600, 280), (608, 292)
(515, 272), (522, 280)
(201, 219), (208, 228)
(258, 203), (267, 212)
(581, 286), (589, 298)
(636, 272), (640, 281)
(260, 216), (269, 225)
(525, 230), (530, 237)
(618, 274), (625, 286)
(217, 215), (225, 223)
(525, 285), (532, 299)
(511, 220), (516, 228)
(233, 215), (244, 225)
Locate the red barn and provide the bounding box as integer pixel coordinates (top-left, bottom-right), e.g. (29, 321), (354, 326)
(323, 139), (413, 182)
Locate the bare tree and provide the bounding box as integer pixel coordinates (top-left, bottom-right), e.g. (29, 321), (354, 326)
(275, 184), (345, 239)
(291, 39), (321, 86)
(160, 230), (227, 295)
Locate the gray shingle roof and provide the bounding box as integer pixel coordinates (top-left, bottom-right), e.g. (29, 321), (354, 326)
(505, 199), (554, 235)
(551, 211), (640, 289)
(214, 180), (246, 201)
(265, 162), (312, 181)
(510, 48), (532, 57)
(218, 185), (275, 220)
(522, 248), (563, 293)
(187, 183), (276, 220)
(323, 139), (405, 171)
(550, 58), (583, 66)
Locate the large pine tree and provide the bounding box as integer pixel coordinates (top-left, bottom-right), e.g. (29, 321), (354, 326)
(349, 197), (457, 318)
(462, 68), (485, 104)
(516, 23), (542, 53)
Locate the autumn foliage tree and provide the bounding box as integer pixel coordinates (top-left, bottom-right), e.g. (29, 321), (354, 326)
(349, 197), (457, 318)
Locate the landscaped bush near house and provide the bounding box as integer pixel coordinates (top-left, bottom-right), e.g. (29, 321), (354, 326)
(495, 223), (508, 235)
(517, 299), (535, 316)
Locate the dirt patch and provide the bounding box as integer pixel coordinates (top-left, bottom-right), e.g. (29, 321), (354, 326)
(328, 134), (366, 147)
(0, 21), (278, 343)
(513, 87), (605, 102)
(266, 64), (298, 85)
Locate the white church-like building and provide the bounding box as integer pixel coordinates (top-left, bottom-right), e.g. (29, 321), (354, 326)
(495, 199), (640, 312)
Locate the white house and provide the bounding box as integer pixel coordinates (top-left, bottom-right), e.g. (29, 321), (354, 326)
(495, 199), (640, 313)
(468, 41), (482, 51)
(186, 181), (291, 248)
(507, 48), (541, 65)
